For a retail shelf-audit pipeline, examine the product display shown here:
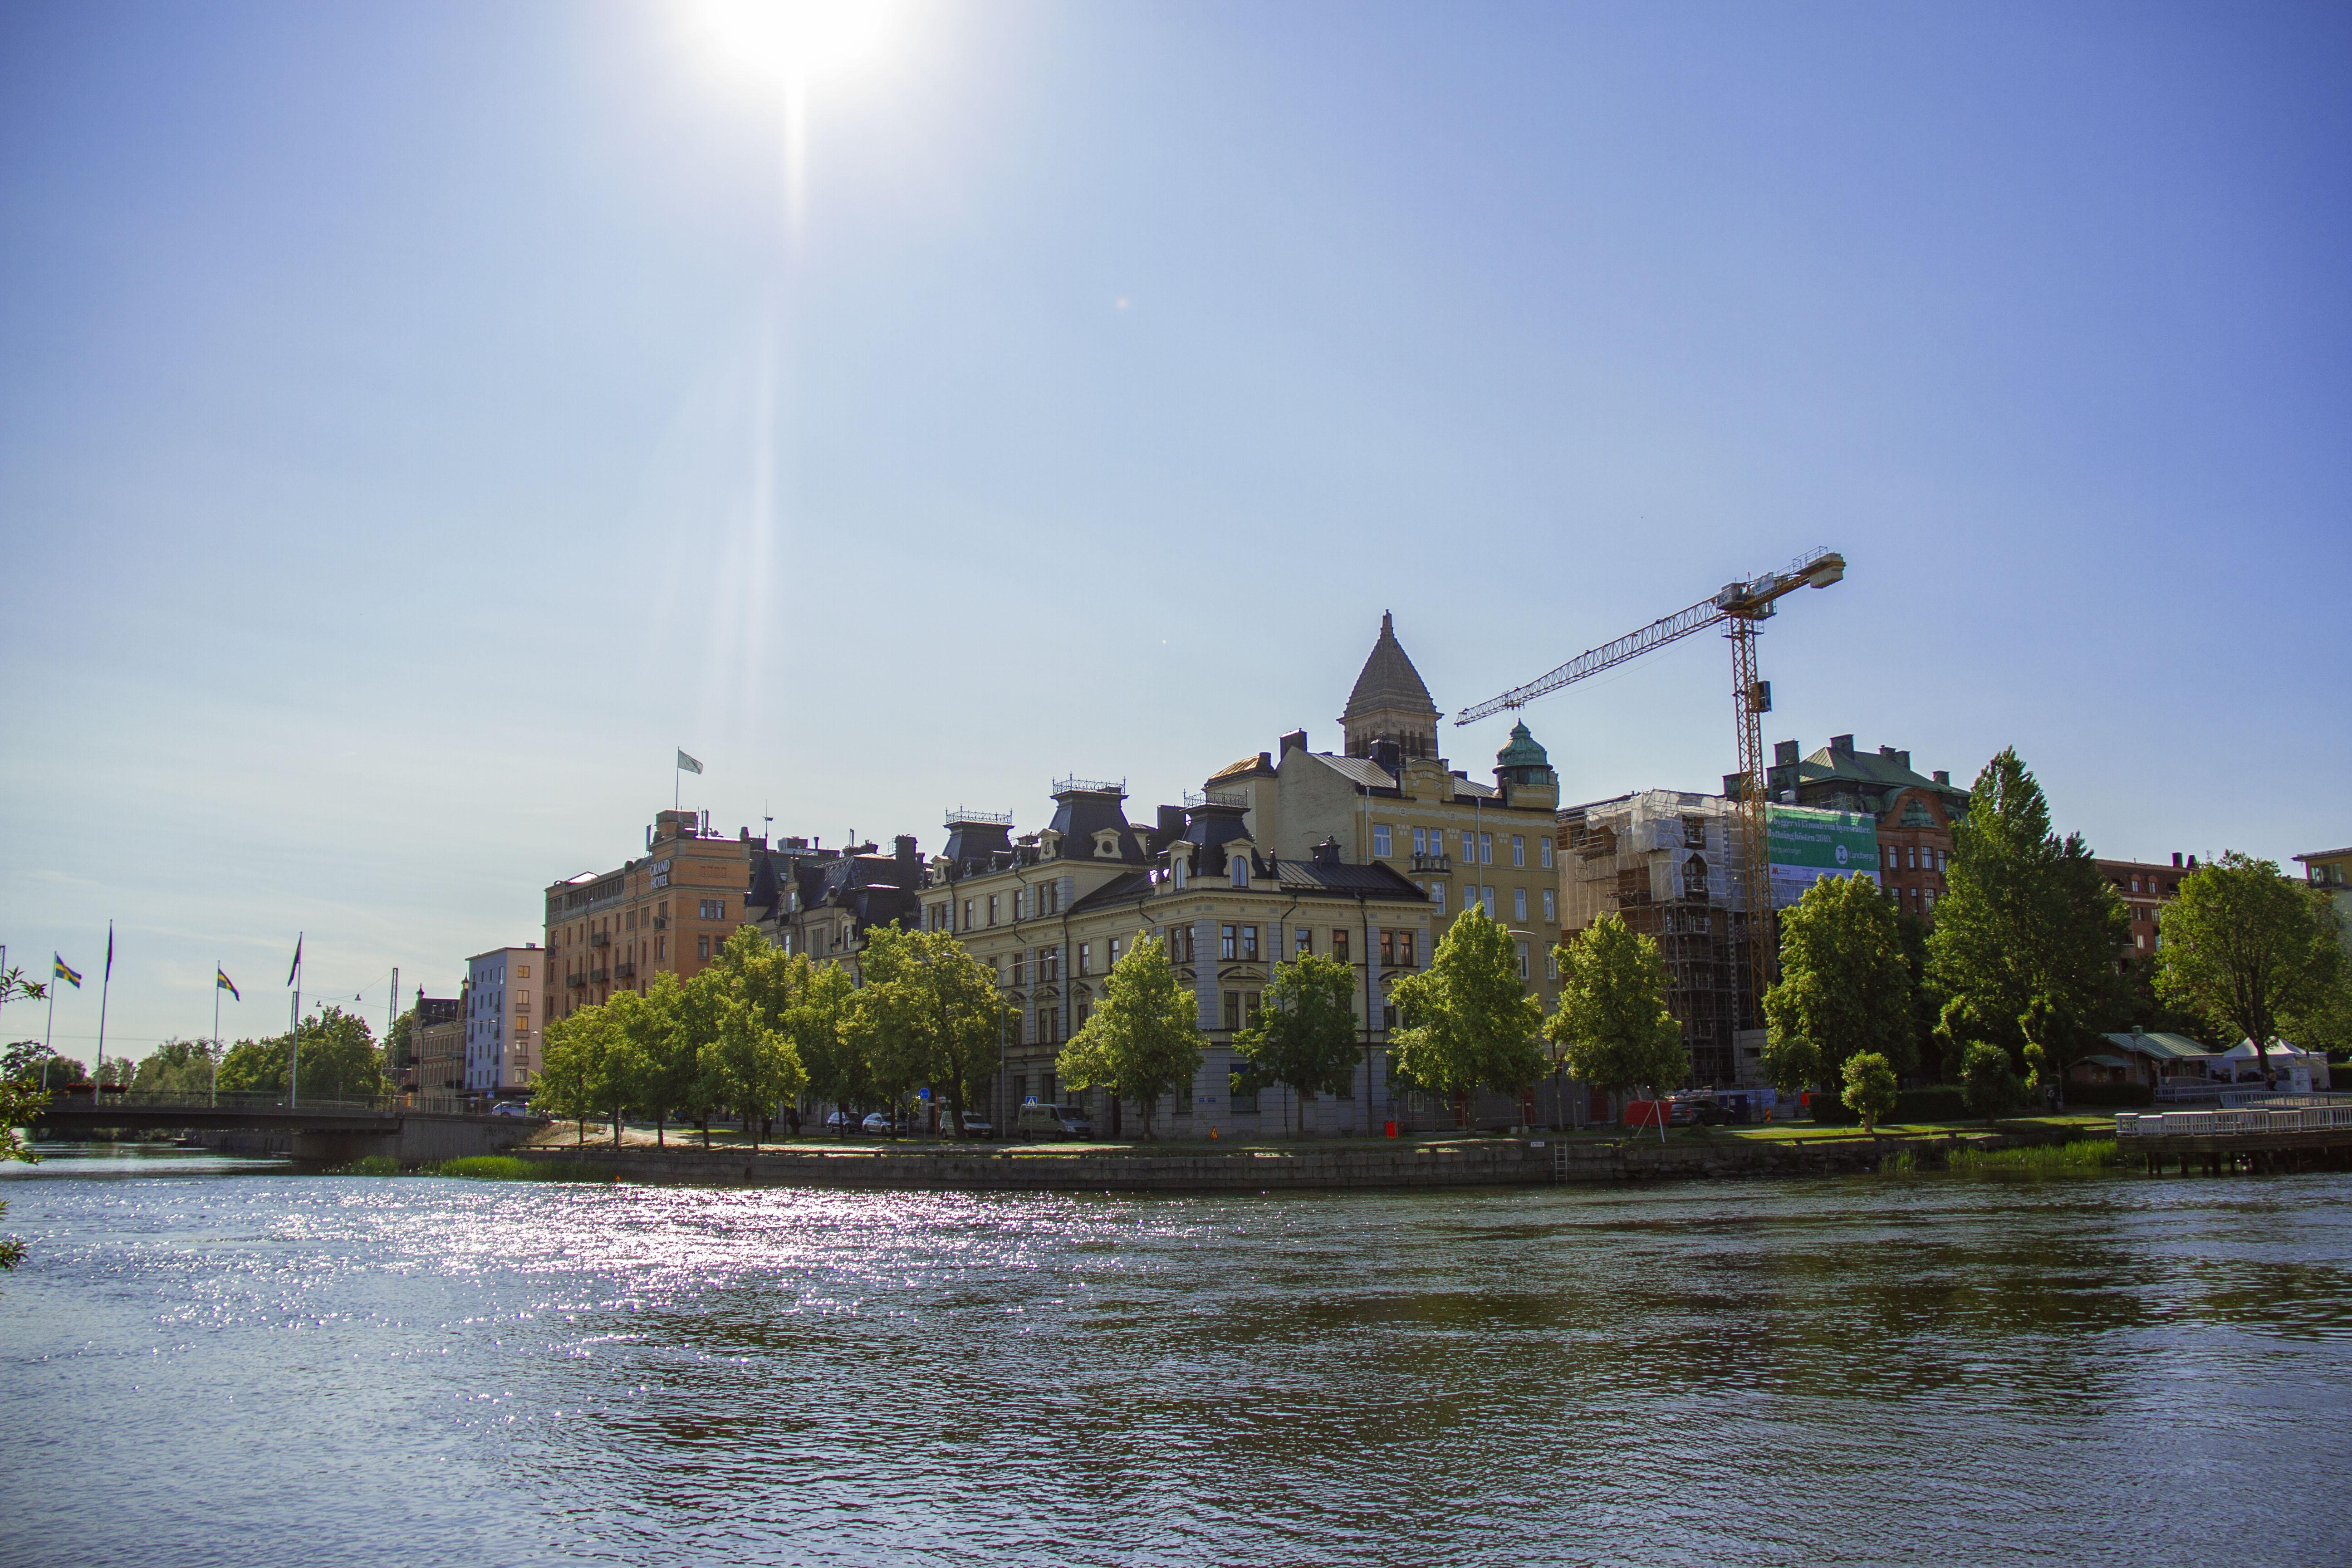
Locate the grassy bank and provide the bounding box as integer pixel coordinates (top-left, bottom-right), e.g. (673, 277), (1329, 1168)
(331, 1154), (615, 1181)
(1880, 1138), (2122, 1178)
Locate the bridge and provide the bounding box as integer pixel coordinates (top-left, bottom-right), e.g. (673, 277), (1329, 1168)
(2116, 1098), (2352, 1175)
(34, 1088), (546, 1164)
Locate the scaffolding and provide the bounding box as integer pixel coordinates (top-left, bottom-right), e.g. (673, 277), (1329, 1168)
(1560, 790), (1755, 1087)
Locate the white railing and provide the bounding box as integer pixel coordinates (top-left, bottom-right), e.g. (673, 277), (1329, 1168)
(2117, 1105), (2352, 1138)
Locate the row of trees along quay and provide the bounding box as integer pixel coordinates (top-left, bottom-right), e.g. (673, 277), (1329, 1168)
(4, 1003), (396, 1102)
(1759, 748), (2349, 1130)
(449, 745), (2351, 1147)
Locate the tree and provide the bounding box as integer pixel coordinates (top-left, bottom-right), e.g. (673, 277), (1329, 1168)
(1762, 873), (1916, 1094)
(1235, 952), (1360, 1137)
(1056, 935), (1203, 1139)
(1928, 749), (2128, 1083)
(1841, 1051), (1897, 1133)
(692, 930), (809, 1147)
(622, 974), (706, 1147)
(0, 1076), (48, 1268)
(842, 926), (1006, 1137)
(536, 1006), (611, 1147)
(1392, 902), (1548, 1123)
(215, 1005), (389, 1101)
(4, 1042), (83, 1087)
(0, 966), (44, 1009)
(131, 1039), (217, 1098)
(1544, 914), (1686, 1120)
(2155, 851), (2351, 1081)
(1959, 1040), (2022, 1121)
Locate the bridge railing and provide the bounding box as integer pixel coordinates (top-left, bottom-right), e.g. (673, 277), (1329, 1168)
(2118, 1104), (2352, 1138)
(43, 1087), (401, 1116)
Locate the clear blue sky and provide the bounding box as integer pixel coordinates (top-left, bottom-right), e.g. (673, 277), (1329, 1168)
(4, 1), (2347, 1057)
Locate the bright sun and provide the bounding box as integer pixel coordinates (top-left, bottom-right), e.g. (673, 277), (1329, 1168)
(686, 0), (902, 88)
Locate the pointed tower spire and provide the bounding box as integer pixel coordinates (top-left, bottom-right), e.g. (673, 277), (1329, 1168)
(1341, 611), (1441, 760)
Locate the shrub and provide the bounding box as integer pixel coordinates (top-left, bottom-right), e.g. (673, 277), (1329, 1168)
(1841, 1052), (1899, 1131)
(1960, 1042), (2023, 1119)
(432, 1155), (612, 1182)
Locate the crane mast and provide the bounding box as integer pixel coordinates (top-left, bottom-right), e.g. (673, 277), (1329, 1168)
(1453, 546), (1846, 1039)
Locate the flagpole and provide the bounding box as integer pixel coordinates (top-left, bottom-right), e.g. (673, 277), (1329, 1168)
(212, 961), (222, 1108)
(43, 980), (56, 1090)
(289, 934), (303, 1110)
(95, 923), (113, 1094)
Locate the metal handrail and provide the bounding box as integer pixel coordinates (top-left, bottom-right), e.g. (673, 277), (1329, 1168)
(45, 1087), (402, 1115)
(1051, 776), (1126, 796)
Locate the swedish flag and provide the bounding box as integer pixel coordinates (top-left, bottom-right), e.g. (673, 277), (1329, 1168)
(54, 954), (81, 989)
(216, 968), (240, 1001)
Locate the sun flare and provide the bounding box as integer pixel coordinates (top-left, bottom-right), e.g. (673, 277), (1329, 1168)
(686, 0), (901, 88)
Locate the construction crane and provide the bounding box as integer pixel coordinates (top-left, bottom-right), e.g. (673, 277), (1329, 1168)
(1453, 544), (1847, 1023)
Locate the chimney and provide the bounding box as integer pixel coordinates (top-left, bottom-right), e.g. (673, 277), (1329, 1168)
(895, 834), (919, 866)
(1157, 804), (1186, 838)
(1279, 728), (1308, 758)
(1312, 836), (1342, 867)
(1933, 770), (1950, 786)
(2188, 854), (2198, 869)
(2172, 852), (2182, 867)
(1830, 734), (1855, 756)
(1259, 751), (1273, 771)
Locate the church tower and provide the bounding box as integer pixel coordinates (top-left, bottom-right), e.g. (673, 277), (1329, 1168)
(1341, 611), (1441, 760)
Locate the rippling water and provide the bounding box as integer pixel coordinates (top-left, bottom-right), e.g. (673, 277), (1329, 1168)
(2, 1145), (2348, 1567)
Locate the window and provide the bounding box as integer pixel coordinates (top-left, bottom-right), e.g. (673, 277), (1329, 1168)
(1543, 889), (1556, 922)
(1078, 942), (1092, 976)
(1294, 926), (1312, 956)
(655, 935), (666, 960)
(1373, 824), (1392, 857)
(1076, 1001), (1091, 1030)
(964, 899), (975, 930)
(1430, 882), (1445, 913)
(1545, 948), (1558, 980)
(516, 992), (530, 1010)
(1516, 941), (1529, 980)
(1540, 838), (1553, 869)
(1332, 928), (1350, 962)
(1230, 1058), (1258, 1115)
(988, 895), (1000, 926)
(1169, 925), (1195, 963)
(1885, 845), (1897, 870)
(1011, 1073), (1028, 1104)
(1042, 1071), (1056, 1101)
(1514, 888), (1527, 921)
(1041, 946), (1060, 981)
(1221, 924), (1238, 960)
(699, 898), (727, 920)
(517, 964), (531, 979)
(1381, 1004), (1397, 1031)
(1480, 833), (1493, 865)
(1224, 991), (1242, 1031)
(1108, 937), (1122, 968)
(1412, 827), (1427, 856)
(1461, 830), (1476, 861)
(1241, 925), (1259, 961)
(1230, 856), (1248, 888)
(1396, 931), (1416, 968)
(696, 934), (711, 961)
(1380, 929), (1395, 967)
(1012, 951), (1027, 986)
(1512, 835), (1525, 867)
(1177, 1072), (1194, 1113)
(1936, 850), (1947, 874)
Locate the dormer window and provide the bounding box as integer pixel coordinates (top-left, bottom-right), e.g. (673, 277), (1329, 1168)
(1094, 830), (1122, 858)
(1230, 855), (1248, 889)
(1172, 857), (1188, 889)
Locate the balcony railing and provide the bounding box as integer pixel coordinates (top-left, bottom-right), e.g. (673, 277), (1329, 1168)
(651, 916), (668, 930)
(945, 807), (1015, 826)
(588, 968), (608, 984)
(566, 972), (586, 989)
(590, 932), (611, 948)
(612, 962), (637, 980)
(1052, 776), (1127, 797)
(1411, 853), (1452, 872)
(1183, 789), (1250, 809)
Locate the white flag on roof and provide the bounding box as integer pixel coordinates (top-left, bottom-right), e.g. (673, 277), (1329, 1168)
(676, 749), (704, 775)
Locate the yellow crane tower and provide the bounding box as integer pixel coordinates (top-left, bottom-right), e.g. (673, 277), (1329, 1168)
(1452, 545), (1847, 1021)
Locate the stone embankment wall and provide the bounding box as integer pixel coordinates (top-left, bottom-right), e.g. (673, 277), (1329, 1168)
(518, 1127), (2088, 1193)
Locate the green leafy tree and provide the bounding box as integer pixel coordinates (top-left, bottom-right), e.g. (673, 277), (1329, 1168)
(131, 1039), (217, 1097)
(1545, 914), (1686, 1119)
(1927, 749), (2129, 1083)
(623, 973), (707, 1147)
(1841, 1051), (1898, 1132)
(1958, 1040), (2021, 1121)
(1392, 902), (1548, 1122)
(536, 1005), (616, 1147)
(1056, 935), (1203, 1139)
(215, 1005), (388, 1100)
(842, 926), (1007, 1137)
(4, 1043), (84, 1087)
(2155, 852), (2350, 1078)
(1235, 952), (1360, 1137)
(1762, 873), (1916, 1093)
(0, 1077), (49, 1268)
(691, 930), (809, 1146)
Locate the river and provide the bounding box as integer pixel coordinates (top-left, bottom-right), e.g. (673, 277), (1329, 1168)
(0, 1145), (2347, 1567)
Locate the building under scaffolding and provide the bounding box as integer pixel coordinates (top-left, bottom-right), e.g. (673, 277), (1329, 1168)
(1558, 789), (1758, 1088)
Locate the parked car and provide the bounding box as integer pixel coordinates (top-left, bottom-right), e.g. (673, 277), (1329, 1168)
(942, 1111), (991, 1140)
(824, 1108), (862, 1132)
(489, 1101), (532, 1118)
(1014, 1102), (1093, 1139)
(860, 1111), (900, 1137)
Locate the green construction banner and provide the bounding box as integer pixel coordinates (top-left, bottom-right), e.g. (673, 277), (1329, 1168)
(1766, 804), (1879, 909)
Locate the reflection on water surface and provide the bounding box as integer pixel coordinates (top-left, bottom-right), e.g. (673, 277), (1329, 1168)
(1, 1150), (2346, 1567)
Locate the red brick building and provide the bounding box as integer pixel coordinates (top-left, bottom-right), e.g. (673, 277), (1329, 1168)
(2095, 852), (2198, 969)
(1762, 734), (1971, 923)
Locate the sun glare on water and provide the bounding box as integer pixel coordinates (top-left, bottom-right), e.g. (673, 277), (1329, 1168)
(686, 0), (902, 89)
